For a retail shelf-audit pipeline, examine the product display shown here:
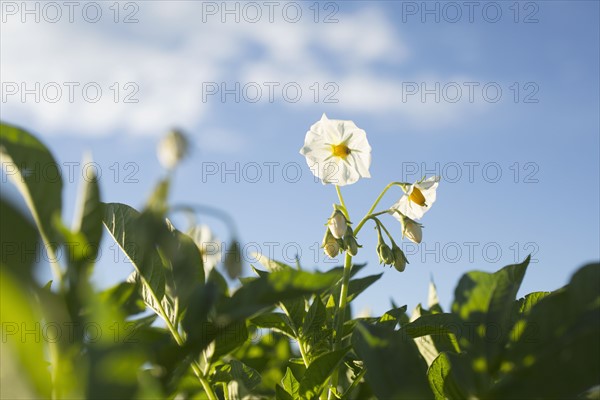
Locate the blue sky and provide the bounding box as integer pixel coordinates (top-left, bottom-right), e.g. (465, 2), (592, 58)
(2, 1), (599, 315)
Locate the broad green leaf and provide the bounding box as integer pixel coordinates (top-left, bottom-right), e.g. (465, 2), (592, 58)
(301, 296), (331, 356)
(229, 359), (261, 391)
(352, 323), (432, 399)
(299, 347), (350, 398)
(346, 273), (383, 303)
(162, 220), (205, 304)
(102, 203), (166, 300)
(516, 291), (550, 314)
(484, 256), (530, 373)
(428, 352), (476, 400)
(0, 270), (52, 398)
(490, 263), (600, 399)
(280, 297), (306, 334)
(0, 199), (38, 281)
(252, 252), (294, 272)
(251, 313), (296, 338)
(207, 267), (229, 296)
(275, 384), (294, 400)
(99, 281), (145, 317)
(0, 123), (62, 252)
(377, 304), (408, 329)
(209, 320), (249, 362)
(71, 154), (102, 270)
(218, 269), (341, 322)
(281, 367), (300, 398)
(404, 313), (463, 339)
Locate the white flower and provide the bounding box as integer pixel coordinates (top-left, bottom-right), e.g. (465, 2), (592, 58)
(187, 225), (221, 273)
(390, 176), (440, 220)
(157, 129), (189, 170)
(300, 114), (371, 186)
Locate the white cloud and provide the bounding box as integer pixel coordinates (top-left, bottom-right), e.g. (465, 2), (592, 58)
(1, 2), (483, 143)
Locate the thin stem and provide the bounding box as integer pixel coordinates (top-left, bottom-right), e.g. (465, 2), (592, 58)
(328, 251), (353, 399)
(335, 185), (349, 220)
(143, 277), (218, 400)
(298, 340), (311, 368)
(354, 182), (405, 235)
(342, 367), (367, 398)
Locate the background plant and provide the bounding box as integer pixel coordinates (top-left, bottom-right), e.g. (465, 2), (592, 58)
(1, 121), (598, 399)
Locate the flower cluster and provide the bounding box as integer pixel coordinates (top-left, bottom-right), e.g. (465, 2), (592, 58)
(300, 114), (440, 272)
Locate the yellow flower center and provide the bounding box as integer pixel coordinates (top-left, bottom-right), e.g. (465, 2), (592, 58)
(409, 187), (427, 207)
(331, 144), (351, 159)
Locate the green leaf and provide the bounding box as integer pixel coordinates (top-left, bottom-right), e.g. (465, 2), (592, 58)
(346, 273), (383, 303)
(301, 296), (331, 356)
(428, 352), (476, 400)
(252, 252), (294, 272)
(404, 313), (463, 339)
(0, 270), (52, 398)
(275, 384), (294, 400)
(102, 203), (166, 300)
(219, 269), (341, 322)
(410, 305), (459, 367)
(99, 281), (145, 316)
(0, 123), (63, 252)
(490, 263), (600, 399)
(281, 367), (300, 398)
(352, 323), (432, 399)
(299, 347), (350, 398)
(0, 199), (38, 281)
(251, 313), (296, 338)
(71, 154), (103, 270)
(484, 256), (530, 373)
(163, 221), (205, 304)
(229, 359), (261, 391)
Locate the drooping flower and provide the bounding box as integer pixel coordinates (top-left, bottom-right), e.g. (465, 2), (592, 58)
(188, 225), (221, 273)
(300, 114), (372, 186)
(328, 209), (348, 239)
(396, 213), (423, 244)
(157, 129), (189, 170)
(390, 176), (440, 220)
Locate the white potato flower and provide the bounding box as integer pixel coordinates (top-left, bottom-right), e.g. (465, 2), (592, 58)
(391, 176), (440, 220)
(300, 114), (371, 186)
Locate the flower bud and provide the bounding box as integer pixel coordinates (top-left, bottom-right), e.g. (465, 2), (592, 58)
(343, 232), (360, 256)
(392, 243), (408, 272)
(328, 209), (348, 239)
(223, 239), (243, 279)
(401, 215), (423, 244)
(322, 229), (340, 259)
(377, 242), (394, 266)
(157, 129), (189, 170)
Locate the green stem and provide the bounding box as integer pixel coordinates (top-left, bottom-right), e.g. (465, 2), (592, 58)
(335, 185), (349, 220)
(329, 251), (353, 399)
(354, 182), (405, 235)
(143, 277), (218, 400)
(298, 339), (311, 368)
(342, 367), (367, 398)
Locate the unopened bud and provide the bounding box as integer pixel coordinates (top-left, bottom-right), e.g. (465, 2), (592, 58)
(392, 243), (408, 272)
(323, 229), (340, 259)
(401, 215), (423, 244)
(157, 129), (189, 170)
(343, 230), (360, 257)
(328, 209), (348, 239)
(377, 242), (394, 266)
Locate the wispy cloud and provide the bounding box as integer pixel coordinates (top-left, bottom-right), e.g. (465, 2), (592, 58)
(1, 2), (483, 143)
